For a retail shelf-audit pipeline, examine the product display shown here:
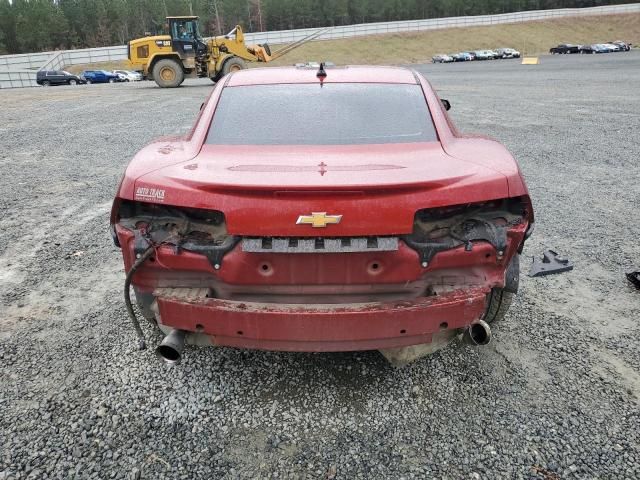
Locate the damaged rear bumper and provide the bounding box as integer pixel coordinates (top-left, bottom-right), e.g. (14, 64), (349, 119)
(153, 286), (488, 352)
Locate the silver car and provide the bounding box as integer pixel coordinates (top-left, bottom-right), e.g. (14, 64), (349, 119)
(432, 54), (454, 63)
(495, 48), (521, 59)
(113, 70), (143, 81)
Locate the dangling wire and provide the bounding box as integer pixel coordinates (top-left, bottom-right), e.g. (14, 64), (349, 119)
(123, 246), (156, 350)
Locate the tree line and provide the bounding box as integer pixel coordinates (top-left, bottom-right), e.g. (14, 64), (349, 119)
(0, 0), (634, 54)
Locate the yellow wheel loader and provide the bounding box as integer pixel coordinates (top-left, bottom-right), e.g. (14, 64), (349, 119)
(127, 16), (326, 88)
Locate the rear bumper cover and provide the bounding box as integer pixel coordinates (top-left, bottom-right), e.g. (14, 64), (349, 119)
(154, 287), (487, 352)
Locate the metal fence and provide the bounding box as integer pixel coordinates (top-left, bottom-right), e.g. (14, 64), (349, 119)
(1, 2), (638, 89)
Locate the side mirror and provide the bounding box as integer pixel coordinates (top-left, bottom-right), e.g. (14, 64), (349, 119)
(441, 99), (451, 111)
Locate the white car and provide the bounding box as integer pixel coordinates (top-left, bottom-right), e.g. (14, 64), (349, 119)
(602, 43), (621, 52)
(473, 50), (494, 60)
(113, 70), (143, 81)
(496, 48), (521, 58)
(432, 54), (454, 63)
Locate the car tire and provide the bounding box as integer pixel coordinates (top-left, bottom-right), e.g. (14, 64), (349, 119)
(483, 254), (519, 323)
(108, 78), (115, 83)
(86, 79), (92, 84)
(42, 80), (50, 86)
(483, 288), (514, 323)
(221, 56), (247, 76)
(68, 79), (77, 85)
(153, 58), (185, 88)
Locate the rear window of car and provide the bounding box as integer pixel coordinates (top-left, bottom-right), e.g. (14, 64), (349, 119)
(206, 83), (438, 145)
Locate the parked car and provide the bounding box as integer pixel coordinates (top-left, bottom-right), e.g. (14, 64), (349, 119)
(462, 51), (477, 60)
(36, 70), (86, 86)
(580, 44), (607, 54)
(594, 43), (615, 53)
(602, 43), (621, 52)
(111, 65), (533, 364)
(432, 54), (454, 63)
(81, 70), (122, 84)
(610, 41), (631, 51)
(495, 48), (521, 58)
(549, 44), (581, 54)
(473, 50), (494, 60)
(452, 52), (473, 62)
(113, 70), (143, 81)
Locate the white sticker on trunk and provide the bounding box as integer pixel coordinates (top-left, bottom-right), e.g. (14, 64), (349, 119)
(135, 187), (165, 202)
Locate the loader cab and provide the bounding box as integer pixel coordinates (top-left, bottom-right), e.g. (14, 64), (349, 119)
(168, 16), (206, 57)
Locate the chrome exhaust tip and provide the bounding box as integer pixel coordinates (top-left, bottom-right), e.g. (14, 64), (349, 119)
(156, 329), (186, 364)
(462, 320), (492, 346)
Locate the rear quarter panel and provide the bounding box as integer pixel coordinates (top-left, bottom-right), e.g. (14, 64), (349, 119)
(415, 72), (529, 199)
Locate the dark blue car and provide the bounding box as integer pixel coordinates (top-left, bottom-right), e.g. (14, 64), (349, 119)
(81, 70), (121, 84)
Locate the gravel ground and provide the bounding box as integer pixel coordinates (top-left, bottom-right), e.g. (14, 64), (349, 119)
(1, 52), (639, 479)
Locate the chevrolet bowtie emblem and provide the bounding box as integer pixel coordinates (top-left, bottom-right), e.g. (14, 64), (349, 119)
(296, 212), (342, 228)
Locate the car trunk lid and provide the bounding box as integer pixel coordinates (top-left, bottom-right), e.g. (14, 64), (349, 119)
(134, 143), (508, 236)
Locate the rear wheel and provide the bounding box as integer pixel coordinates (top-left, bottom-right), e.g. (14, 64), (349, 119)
(42, 80), (50, 86)
(483, 254), (519, 323)
(108, 78), (115, 83)
(86, 79), (92, 84)
(483, 289), (514, 323)
(153, 59), (184, 88)
(221, 57), (247, 76)
(68, 79), (77, 85)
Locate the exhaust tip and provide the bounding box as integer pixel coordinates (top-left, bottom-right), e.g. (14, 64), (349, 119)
(155, 329), (186, 364)
(156, 344), (182, 364)
(463, 320), (492, 346)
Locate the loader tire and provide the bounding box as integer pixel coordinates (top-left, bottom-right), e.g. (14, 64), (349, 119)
(153, 59), (184, 88)
(221, 57), (247, 76)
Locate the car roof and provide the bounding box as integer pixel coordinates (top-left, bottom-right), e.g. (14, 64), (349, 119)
(225, 66), (418, 87)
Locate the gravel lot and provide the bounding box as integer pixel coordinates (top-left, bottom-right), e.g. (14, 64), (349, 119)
(1, 52), (639, 479)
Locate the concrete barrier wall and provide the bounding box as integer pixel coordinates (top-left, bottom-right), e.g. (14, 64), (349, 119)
(0, 52), (53, 70)
(0, 70), (39, 88)
(1, 2), (638, 89)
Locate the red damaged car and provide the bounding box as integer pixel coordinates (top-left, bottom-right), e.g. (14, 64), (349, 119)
(111, 65), (533, 365)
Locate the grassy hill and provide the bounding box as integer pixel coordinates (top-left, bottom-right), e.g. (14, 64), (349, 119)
(267, 13), (640, 66)
(66, 12), (639, 73)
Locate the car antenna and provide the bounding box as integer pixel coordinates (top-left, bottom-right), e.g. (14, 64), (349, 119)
(316, 62), (327, 86)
